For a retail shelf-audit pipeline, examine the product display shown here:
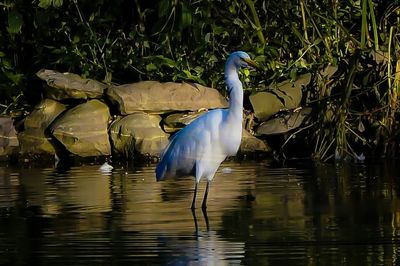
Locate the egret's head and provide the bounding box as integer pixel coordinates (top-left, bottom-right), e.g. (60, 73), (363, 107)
(227, 51), (260, 70)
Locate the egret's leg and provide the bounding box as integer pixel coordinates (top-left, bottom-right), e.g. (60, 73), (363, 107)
(191, 208), (199, 236)
(201, 207), (210, 231)
(191, 181), (198, 210)
(201, 180), (211, 210)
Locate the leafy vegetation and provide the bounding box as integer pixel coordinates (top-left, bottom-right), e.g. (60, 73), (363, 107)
(0, 0), (399, 160)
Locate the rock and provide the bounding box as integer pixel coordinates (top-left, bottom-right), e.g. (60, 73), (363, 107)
(239, 129), (270, 153)
(0, 116), (19, 156)
(256, 107), (312, 136)
(18, 99), (66, 154)
(162, 111), (270, 153)
(51, 100), (111, 157)
(320, 65), (338, 79)
(106, 81), (228, 114)
(109, 112), (169, 157)
(36, 69), (107, 100)
(250, 73), (311, 121)
(162, 111), (206, 133)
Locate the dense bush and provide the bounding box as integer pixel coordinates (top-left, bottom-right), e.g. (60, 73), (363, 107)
(1, 0), (399, 159)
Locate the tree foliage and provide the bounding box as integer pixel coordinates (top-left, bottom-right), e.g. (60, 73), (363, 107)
(0, 0), (399, 158)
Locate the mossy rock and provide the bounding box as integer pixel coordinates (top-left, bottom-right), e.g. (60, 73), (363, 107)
(162, 111), (206, 133)
(51, 99), (111, 157)
(250, 73), (311, 121)
(239, 129), (270, 153)
(106, 81), (228, 114)
(255, 107), (312, 136)
(36, 69), (107, 100)
(18, 99), (66, 154)
(0, 116), (19, 157)
(109, 112), (169, 157)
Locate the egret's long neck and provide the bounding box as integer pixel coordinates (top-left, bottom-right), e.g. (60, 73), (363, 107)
(224, 61), (244, 121)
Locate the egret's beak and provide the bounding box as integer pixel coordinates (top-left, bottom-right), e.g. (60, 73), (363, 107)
(242, 58), (261, 70)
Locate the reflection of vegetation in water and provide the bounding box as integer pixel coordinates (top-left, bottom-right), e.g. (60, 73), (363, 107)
(219, 161), (400, 265)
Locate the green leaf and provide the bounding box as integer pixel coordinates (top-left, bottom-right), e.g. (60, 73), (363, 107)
(72, 35), (80, 44)
(204, 32), (211, 43)
(38, 0), (62, 8)
(182, 70), (205, 85)
(89, 13), (96, 22)
(146, 63), (157, 72)
(4, 71), (23, 85)
(212, 25), (225, 35)
(155, 55), (175, 68)
(194, 66), (204, 75)
(53, 0), (63, 8)
(38, 0), (52, 8)
(233, 18), (245, 29)
(208, 55), (218, 64)
(7, 10), (23, 34)
(0, 58), (12, 70)
(254, 55), (266, 63)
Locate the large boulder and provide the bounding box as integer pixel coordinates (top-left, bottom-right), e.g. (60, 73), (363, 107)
(162, 111), (270, 153)
(18, 99), (66, 154)
(36, 69), (107, 100)
(250, 73), (311, 121)
(106, 81), (228, 114)
(162, 111), (206, 133)
(239, 129), (270, 153)
(109, 112), (169, 157)
(51, 100), (111, 157)
(255, 107), (312, 136)
(0, 116), (19, 157)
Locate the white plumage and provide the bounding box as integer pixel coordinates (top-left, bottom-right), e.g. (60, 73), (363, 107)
(156, 51), (258, 210)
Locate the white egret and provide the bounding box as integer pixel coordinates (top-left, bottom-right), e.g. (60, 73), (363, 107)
(156, 51), (258, 210)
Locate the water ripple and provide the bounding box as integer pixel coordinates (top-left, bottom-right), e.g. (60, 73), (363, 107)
(0, 160), (400, 265)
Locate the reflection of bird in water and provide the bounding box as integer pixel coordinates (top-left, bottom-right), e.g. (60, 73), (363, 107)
(156, 51), (259, 210)
(158, 211), (245, 265)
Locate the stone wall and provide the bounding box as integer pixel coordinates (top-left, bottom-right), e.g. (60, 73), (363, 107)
(0, 68), (325, 161)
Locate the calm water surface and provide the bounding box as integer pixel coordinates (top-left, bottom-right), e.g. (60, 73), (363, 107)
(0, 160), (399, 265)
